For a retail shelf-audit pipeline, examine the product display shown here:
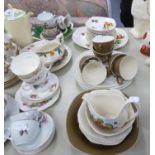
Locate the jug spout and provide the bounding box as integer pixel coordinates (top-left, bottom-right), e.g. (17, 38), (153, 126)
(27, 12), (34, 18)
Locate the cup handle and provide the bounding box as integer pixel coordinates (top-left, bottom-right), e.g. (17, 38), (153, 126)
(4, 128), (12, 141)
(126, 101), (140, 123)
(116, 76), (124, 85)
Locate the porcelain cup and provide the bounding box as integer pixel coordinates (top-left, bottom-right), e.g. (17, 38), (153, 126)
(109, 54), (138, 84)
(82, 92), (128, 129)
(4, 97), (9, 118)
(92, 35), (115, 54)
(80, 56), (107, 86)
(6, 119), (40, 146)
(10, 52), (41, 79)
(10, 110), (43, 122)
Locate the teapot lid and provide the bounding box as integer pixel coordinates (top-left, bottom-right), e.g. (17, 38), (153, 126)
(37, 11), (54, 22)
(4, 8), (26, 20)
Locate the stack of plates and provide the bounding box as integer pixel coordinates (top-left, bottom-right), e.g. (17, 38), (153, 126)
(74, 51), (132, 90)
(15, 72), (61, 111)
(11, 112), (55, 155)
(20, 40), (72, 72)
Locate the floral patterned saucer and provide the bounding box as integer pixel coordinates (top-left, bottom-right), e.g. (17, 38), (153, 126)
(72, 27), (128, 50)
(20, 73), (59, 104)
(15, 87), (61, 111)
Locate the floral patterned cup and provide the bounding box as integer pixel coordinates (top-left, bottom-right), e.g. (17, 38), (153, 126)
(5, 119), (41, 146)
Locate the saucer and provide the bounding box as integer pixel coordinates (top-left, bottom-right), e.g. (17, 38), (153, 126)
(72, 27), (128, 50)
(15, 87), (61, 111)
(20, 73), (59, 103)
(4, 94), (20, 143)
(74, 51), (133, 90)
(12, 112), (55, 154)
(66, 91), (139, 155)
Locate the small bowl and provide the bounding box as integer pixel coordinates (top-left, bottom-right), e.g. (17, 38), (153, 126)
(82, 90), (129, 129)
(10, 52), (41, 80)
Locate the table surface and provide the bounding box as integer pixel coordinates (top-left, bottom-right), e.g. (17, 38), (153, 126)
(4, 28), (150, 155)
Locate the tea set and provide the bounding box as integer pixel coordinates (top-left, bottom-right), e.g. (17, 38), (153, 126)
(77, 89), (140, 146)
(32, 11), (73, 40)
(4, 4), (141, 155)
(4, 108), (55, 154)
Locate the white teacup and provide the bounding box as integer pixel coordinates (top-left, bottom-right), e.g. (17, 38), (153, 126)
(10, 110), (43, 122)
(10, 52), (41, 80)
(6, 119), (40, 146)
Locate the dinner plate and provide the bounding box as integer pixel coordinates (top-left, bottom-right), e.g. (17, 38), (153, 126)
(72, 27), (128, 50)
(12, 113), (55, 154)
(4, 94), (20, 143)
(74, 51), (133, 90)
(66, 91), (139, 155)
(15, 87), (61, 111)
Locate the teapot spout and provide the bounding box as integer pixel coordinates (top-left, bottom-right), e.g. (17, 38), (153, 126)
(27, 12), (34, 17)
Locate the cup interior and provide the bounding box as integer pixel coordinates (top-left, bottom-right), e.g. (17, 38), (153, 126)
(89, 94), (125, 118)
(10, 52), (40, 77)
(119, 56), (138, 80)
(11, 119), (40, 146)
(81, 60), (107, 86)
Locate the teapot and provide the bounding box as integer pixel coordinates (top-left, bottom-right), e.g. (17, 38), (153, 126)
(4, 4), (33, 47)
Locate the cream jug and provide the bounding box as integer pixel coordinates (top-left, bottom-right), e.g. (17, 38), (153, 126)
(4, 4), (33, 47)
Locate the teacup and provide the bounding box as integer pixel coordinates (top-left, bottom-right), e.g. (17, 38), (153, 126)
(10, 52), (41, 80)
(37, 40), (64, 64)
(79, 56), (107, 86)
(10, 110), (45, 123)
(109, 54), (138, 84)
(93, 48), (112, 62)
(6, 119), (40, 146)
(83, 92), (129, 129)
(92, 35), (115, 54)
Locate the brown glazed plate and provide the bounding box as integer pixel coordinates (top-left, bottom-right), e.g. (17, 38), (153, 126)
(66, 91), (139, 155)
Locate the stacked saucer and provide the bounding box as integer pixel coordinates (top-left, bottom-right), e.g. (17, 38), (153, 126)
(85, 17), (117, 45)
(77, 89), (140, 146)
(6, 110), (55, 154)
(10, 52), (61, 111)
